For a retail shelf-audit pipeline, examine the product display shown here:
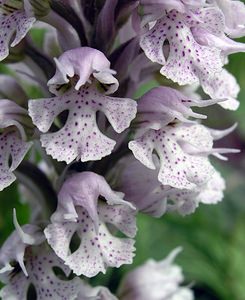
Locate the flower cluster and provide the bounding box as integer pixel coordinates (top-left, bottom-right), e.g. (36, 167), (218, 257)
(0, 0), (244, 299)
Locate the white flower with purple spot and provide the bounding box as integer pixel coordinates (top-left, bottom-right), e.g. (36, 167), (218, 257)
(0, 0), (36, 61)
(129, 122), (238, 189)
(114, 154), (226, 217)
(0, 245), (86, 300)
(135, 86), (221, 130)
(28, 47), (137, 163)
(139, 4), (245, 108)
(44, 172), (137, 278)
(129, 87), (238, 189)
(140, 8), (224, 85)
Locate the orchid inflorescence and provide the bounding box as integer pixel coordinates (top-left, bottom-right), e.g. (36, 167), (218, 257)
(0, 0), (244, 299)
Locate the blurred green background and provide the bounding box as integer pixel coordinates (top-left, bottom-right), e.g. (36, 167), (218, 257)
(0, 34), (245, 300)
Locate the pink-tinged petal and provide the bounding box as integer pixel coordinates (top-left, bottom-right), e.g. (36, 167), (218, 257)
(0, 98), (26, 116)
(129, 133), (156, 170)
(201, 69), (240, 110)
(100, 116), (129, 151)
(99, 202), (137, 238)
(115, 154), (225, 217)
(0, 131), (32, 191)
(140, 0), (206, 25)
(45, 172), (136, 277)
(129, 123), (215, 189)
(141, 0), (186, 11)
(114, 155), (168, 217)
(140, 10), (223, 85)
(0, 11), (35, 61)
(28, 87), (137, 163)
(214, 0), (245, 38)
(188, 7), (225, 36)
(53, 172), (133, 226)
(37, 22), (62, 57)
(0, 100), (32, 191)
(137, 86), (221, 129)
(93, 70), (119, 95)
(141, 0), (205, 9)
(47, 47), (119, 95)
(140, 21), (166, 66)
(192, 27), (245, 57)
(118, 247), (194, 300)
(0, 246), (83, 300)
(167, 189), (200, 215)
(45, 205), (136, 278)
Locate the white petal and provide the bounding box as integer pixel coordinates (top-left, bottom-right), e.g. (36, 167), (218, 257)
(28, 87), (136, 163)
(129, 124), (215, 189)
(140, 10), (223, 86)
(0, 11), (35, 61)
(45, 204), (136, 278)
(201, 69), (240, 110)
(0, 246), (83, 300)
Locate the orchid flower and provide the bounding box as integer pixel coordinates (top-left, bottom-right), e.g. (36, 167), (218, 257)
(29, 47), (137, 163)
(118, 247), (194, 300)
(0, 0), (36, 61)
(44, 172), (137, 278)
(114, 155), (225, 217)
(139, 3), (245, 110)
